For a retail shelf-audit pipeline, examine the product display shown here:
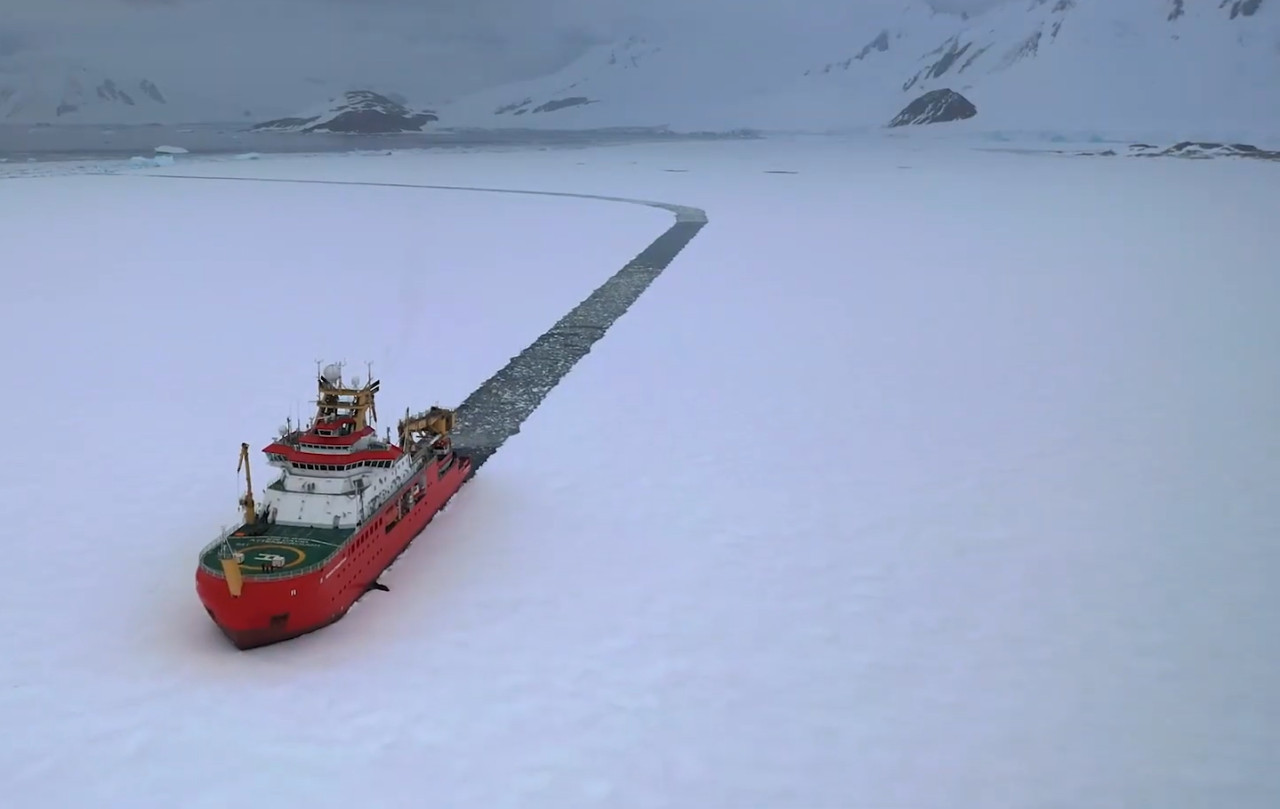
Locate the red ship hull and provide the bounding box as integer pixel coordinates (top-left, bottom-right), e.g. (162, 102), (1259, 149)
(196, 454), (472, 650)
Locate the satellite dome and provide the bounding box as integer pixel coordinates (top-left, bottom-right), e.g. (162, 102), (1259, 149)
(322, 363), (342, 384)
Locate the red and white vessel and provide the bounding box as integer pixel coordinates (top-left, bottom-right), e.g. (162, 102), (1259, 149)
(195, 362), (472, 649)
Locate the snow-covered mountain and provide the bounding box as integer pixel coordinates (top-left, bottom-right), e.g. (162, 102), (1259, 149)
(437, 0), (1279, 140)
(4, 0), (1274, 138)
(251, 90), (439, 133)
(0, 51), (437, 126)
(0, 58), (174, 124)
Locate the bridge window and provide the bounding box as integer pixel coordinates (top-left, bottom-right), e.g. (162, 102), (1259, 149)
(286, 458), (394, 472)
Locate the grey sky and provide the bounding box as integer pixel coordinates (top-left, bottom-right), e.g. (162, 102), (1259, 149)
(3, 0), (1011, 104)
(8, 0), (1010, 40)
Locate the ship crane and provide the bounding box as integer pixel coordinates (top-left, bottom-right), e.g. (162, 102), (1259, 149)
(397, 406), (456, 457)
(237, 441), (256, 525)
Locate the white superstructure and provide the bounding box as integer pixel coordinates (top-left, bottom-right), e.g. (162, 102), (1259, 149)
(253, 361), (423, 531)
(261, 442), (419, 529)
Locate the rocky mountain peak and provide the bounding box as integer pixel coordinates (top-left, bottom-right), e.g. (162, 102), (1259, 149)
(251, 90), (439, 133)
(0, 65), (168, 122)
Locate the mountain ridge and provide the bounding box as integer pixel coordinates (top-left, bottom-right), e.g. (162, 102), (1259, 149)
(433, 0), (1279, 141)
(0, 58), (174, 124)
(250, 90), (439, 134)
(2, 0), (1276, 141)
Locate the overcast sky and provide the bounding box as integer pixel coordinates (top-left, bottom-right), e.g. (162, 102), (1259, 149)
(2, 0), (1012, 104)
(6, 0), (1009, 22)
(6, 0), (1012, 47)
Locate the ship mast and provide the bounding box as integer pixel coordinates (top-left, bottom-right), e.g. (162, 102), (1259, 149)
(237, 442), (256, 524)
(314, 361), (380, 431)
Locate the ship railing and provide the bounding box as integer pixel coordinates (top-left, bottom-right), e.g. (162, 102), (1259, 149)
(199, 556), (331, 582)
(213, 559), (330, 582)
(197, 526), (236, 561)
(198, 461), (424, 579)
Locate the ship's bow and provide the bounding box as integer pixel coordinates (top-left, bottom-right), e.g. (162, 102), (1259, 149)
(195, 566), (318, 649)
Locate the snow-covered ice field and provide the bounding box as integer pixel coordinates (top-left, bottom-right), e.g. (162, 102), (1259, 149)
(2, 136), (1278, 808)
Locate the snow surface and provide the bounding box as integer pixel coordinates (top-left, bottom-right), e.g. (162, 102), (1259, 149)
(2, 137), (1279, 807)
(127, 154), (176, 168)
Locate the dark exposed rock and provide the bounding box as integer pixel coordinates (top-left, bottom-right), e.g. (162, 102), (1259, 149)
(904, 37), (973, 92)
(494, 95), (596, 116)
(252, 90), (438, 134)
(800, 29), (892, 77)
(1224, 0), (1263, 18)
(1080, 141), (1280, 160)
(1004, 30), (1044, 65)
(888, 88), (977, 127)
(252, 116), (320, 131)
(959, 45), (991, 73)
(1132, 140), (1280, 159)
(495, 97), (533, 115)
(138, 79), (166, 104)
(321, 106), (436, 133)
(856, 30), (890, 60)
(531, 96), (597, 114)
(94, 79), (136, 106)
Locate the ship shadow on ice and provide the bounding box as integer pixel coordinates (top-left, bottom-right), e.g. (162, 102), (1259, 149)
(319, 480), (494, 651)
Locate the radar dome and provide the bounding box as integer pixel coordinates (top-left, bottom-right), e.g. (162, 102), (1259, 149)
(322, 363), (342, 384)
